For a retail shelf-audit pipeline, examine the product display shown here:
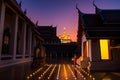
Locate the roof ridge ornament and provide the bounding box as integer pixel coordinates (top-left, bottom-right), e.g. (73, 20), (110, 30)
(36, 20), (38, 26)
(24, 9), (27, 15)
(76, 4), (79, 11)
(18, 0), (22, 8)
(76, 4), (84, 16)
(93, 0), (102, 13)
(93, 0), (97, 8)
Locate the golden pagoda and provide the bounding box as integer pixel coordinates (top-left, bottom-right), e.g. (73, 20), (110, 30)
(58, 27), (72, 43)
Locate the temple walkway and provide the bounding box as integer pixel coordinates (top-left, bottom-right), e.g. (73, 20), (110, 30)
(0, 61), (120, 80)
(26, 64), (95, 80)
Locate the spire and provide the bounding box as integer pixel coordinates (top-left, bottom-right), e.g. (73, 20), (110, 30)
(58, 27), (71, 43)
(63, 27), (66, 34)
(63, 27), (66, 31)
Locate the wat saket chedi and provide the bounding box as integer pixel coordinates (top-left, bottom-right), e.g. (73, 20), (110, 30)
(58, 27), (72, 43)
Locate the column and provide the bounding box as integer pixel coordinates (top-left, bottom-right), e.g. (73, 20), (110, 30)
(88, 40), (92, 61)
(13, 15), (18, 60)
(81, 35), (88, 58)
(22, 22), (26, 59)
(0, 2), (5, 61)
(33, 35), (36, 51)
(91, 40), (101, 61)
(31, 35), (35, 57)
(28, 28), (32, 58)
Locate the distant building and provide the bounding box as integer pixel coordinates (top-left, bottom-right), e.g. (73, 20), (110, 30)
(0, 0), (45, 68)
(45, 43), (77, 62)
(77, 4), (120, 71)
(37, 26), (60, 44)
(37, 26), (77, 60)
(59, 27), (72, 43)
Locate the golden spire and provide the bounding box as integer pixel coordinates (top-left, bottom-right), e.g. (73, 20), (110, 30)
(58, 27), (71, 43)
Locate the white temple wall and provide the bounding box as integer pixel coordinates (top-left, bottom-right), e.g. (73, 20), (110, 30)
(0, 1), (42, 68)
(81, 35), (86, 57)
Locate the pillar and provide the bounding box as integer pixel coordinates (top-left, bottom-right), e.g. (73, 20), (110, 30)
(81, 35), (87, 57)
(0, 2), (5, 61)
(88, 40), (92, 61)
(33, 35), (36, 51)
(22, 22), (26, 58)
(91, 40), (101, 61)
(28, 29), (32, 58)
(31, 34), (34, 57)
(13, 15), (18, 60)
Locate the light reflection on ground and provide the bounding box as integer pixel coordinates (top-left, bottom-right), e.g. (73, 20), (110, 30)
(0, 59), (120, 80)
(26, 64), (93, 80)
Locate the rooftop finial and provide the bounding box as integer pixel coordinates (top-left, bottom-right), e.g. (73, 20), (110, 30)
(36, 20), (38, 26)
(76, 3), (84, 16)
(64, 27), (66, 31)
(24, 9), (27, 15)
(63, 27), (66, 34)
(19, 0), (22, 8)
(93, 0), (101, 13)
(93, 0), (97, 8)
(76, 3), (79, 11)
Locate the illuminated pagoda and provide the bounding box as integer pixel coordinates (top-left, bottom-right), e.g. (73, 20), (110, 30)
(59, 27), (72, 43)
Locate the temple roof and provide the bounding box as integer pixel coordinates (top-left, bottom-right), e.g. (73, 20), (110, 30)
(93, 1), (120, 23)
(82, 14), (103, 27)
(78, 6), (120, 39)
(97, 9), (120, 23)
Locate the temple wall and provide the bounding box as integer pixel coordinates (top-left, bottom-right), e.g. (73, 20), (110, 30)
(0, 0), (43, 68)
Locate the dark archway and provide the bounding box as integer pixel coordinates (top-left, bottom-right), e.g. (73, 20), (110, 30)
(2, 28), (10, 54)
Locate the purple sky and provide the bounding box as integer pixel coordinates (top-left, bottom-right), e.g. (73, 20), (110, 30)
(17, 0), (120, 41)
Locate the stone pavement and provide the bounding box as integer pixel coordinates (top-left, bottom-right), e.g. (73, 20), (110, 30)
(0, 62), (120, 80)
(0, 62), (32, 80)
(78, 68), (120, 80)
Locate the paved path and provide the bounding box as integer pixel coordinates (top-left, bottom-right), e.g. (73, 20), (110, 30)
(26, 64), (87, 80)
(0, 62), (120, 80)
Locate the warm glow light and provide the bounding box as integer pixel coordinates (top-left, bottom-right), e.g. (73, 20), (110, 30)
(86, 41), (89, 57)
(83, 41), (89, 59)
(38, 64), (52, 80)
(73, 66), (84, 78)
(58, 28), (72, 43)
(100, 39), (110, 60)
(47, 64), (57, 79)
(56, 64), (61, 79)
(27, 66), (43, 79)
(63, 64), (68, 80)
(67, 64), (76, 79)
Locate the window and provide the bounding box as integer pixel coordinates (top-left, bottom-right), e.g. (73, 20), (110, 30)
(83, 41), (88, 59)
(100, 39), (110, 60)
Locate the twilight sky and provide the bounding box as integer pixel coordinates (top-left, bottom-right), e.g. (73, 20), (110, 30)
(16, 0), (120, 42)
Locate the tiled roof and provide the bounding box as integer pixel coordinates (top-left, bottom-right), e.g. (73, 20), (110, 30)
(78, 8), (120, 39)
(99, 10), (120, 23)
